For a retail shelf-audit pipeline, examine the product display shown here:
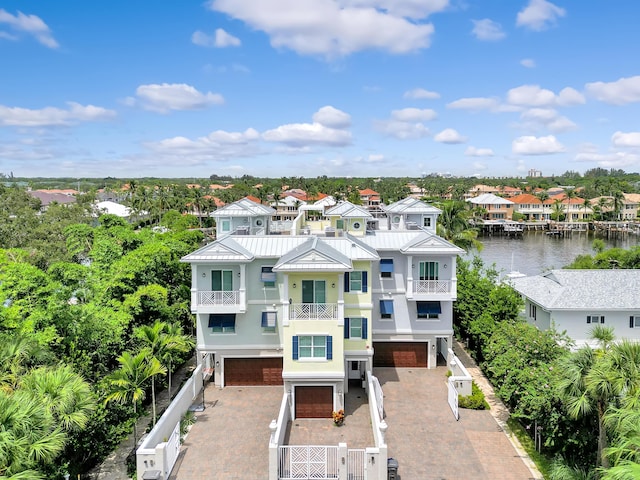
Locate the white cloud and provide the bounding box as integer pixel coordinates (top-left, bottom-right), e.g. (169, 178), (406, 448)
(0, 9), (58, 48)
(207, 0), (444, 57)
(585, 76), (640, 105)
(472, 161), (488, 170)
(516, 0), (566, 31)
(263, 122), (352, 147)
(192, 28), (241, 48)
(465, 146), (494, 156)
(206, 128), (261, 144)
(391, 108), (437, 122)
(312, 106), (352, 128)
(0, 102), (116, 127)
(612, 131), (640, 148)
(471, 19), (505, 41)
(446, 97), (500, 111)
(512, 135), (564, 155)
(507, 84), (585, 107)
(374, 120), (430, 140)
(403, 88), (440, 100)
(434, 128), (467, 144)
(367, 154), (385, 163)
(574, 151), (640, 169)
(520, 58), (536, 68)
(132, 83), (224, 113)
(519, 108), (577, 133)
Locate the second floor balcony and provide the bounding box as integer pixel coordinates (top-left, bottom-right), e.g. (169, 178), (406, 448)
(409, 279), (455, 300)
(289, 303), (338, 320)
(191, 289), (246, 313)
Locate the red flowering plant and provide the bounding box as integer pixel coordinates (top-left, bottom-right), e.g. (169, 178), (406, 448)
(332, 409), (345, 425)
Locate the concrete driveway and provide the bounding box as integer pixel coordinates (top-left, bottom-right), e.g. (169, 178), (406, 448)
(169, 383), (283, 480)
(375, 367), (536, 480)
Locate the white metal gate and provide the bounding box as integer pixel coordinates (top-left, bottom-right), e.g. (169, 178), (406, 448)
(279, 446), (339, 479)
(447, 379), (459, 421)
(347, 449), (365, 480)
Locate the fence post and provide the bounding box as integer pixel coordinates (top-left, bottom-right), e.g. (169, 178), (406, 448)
(338, 443), (348, 480)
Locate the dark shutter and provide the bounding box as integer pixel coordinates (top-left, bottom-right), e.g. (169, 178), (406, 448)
(292, 336), (299, 360)
(601, 316), (605, 324)
(344, 318), (350, 339)
(362, 271), (368, 292)
(362, 318), (368, 339)
(586, 316), (591, 324)
(344, 272), (350, 292)
(631, 316), (635, 328)
(326, 336), (332, 360)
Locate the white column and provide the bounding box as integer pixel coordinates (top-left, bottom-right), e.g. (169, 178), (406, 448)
(239, 263), (247, 312)
(406, 255), (413, 299)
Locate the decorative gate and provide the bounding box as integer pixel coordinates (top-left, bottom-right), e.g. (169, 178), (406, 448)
(279, 446), (339, 479)
(347, 449), (365, 480)
(447, 379), (459, 421)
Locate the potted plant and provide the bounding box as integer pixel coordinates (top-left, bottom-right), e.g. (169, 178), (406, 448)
(332, 409), (345, 426)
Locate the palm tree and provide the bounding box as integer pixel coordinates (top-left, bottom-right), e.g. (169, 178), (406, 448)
(549, 458), (596, 480)
(104, 351), (166, 445)
(161, 322), (194, 396)
(551, 198), (565, 221)
(436, 200), (482, 251)
(556, 326), (616, 469)
(0, 334), (50, 394)
(612, 191), (625, 221)
(601, 406), (640, 479)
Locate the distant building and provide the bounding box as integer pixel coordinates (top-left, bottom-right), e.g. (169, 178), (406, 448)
(466, 193), (514, 220)
(27, 190), (77, 211)
(528, 169), (543, 178)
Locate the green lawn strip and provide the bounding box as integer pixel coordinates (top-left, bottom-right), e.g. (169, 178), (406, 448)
(505, 417), (552, 479)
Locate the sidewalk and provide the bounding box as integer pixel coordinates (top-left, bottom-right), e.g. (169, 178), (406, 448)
(452, 340), (543, 480)
(88, 359), (196, 480)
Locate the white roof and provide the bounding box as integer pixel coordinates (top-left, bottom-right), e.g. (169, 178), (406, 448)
(359, 230), (463, 254)
(314, 195), (336, 208)
(466, 193), (514, 205)
(272, 196), (306, 207)
(94, 201), (133, 217)
(510, 269), (640, 310)
(384, 197), (441, 215)
(211, 198), (275, 218)
(325, 201), (373, 218)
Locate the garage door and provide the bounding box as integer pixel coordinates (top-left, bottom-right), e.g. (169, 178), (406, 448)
(224, 358), (283, 386)
(373, 342), (428, 368)
(295, 386), (333, 418)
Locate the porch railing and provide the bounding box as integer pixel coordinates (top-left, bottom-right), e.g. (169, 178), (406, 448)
(197, 290), (240, 306)
(289, 303), (338, 320)
(413, 279), (451, 295)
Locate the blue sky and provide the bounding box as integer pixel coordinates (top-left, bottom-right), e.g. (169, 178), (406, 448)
(2, 0), (640, 179)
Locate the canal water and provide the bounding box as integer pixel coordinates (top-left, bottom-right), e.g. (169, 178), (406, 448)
(466, 232), (640, 277)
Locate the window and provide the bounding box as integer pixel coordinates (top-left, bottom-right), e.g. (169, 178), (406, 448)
(344, 317), (368, 339)
(419, 262), (439, 281)
(261, 266), (276, 288)
(392, 215), (400, 224)
(261, 311), (277, 333)
(293, 335), (332, 360)
(380, 259), (394, 278)
(208, 314), (235, 333)
(417, 301), (441, 319)
(211, 270), (233, 291)
(220, 219), (231, 232)
(380, 300), (394, 319)
(587, 315), (605, 324)
(352, 221), (361, 230)
(344, 271), (368, 293)
(630, 316), (640, 328)
(423, 217), (431, 227)
(529, 304), (537, 321)
(302, 280), (326, 303)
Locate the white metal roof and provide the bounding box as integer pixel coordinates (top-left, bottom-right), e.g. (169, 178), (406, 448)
(383, 197), (441, 215)
(466, 193), (514, 205)
(273, 237), (352, 272)
(211, 197), (275, 217)
(359, 230), (462, 254)
(325, 201), (373, 218)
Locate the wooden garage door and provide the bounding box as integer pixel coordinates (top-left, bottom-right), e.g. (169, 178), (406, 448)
(373, 342), (428, 368)
(224, 358), (283, 386)
(295, 386), (333, 418)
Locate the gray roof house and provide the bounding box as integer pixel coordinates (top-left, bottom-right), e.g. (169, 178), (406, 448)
(510, 270), (640, 348)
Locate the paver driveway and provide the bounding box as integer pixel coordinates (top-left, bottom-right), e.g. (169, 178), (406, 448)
(169, 383), (283, 480)
(375, 367), (535, 480)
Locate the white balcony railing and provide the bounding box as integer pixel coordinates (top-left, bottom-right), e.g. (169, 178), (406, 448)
(289, 303), (338, 320)
(413, 280), (451, 295)
(197, 290), (240, 306)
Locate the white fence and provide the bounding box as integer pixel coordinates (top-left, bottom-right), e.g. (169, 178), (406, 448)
(348, 449), (366, 480)
(289, 303), (338, 320)
(136, 364), (203, 480)
(447, 379), (460, 421)
(279, 446), (339, 479)
(413, 279), (451, 294)
(447, 348), (472, 397)
(197, 290), (240, 306)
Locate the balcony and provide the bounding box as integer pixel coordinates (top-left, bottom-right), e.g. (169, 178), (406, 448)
(289, 303), (338, 320)
(410, 280), (454, 300)
(191, 290), (245, 313)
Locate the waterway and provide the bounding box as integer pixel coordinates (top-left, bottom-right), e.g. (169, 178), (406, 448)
(466, 231), (640, 277)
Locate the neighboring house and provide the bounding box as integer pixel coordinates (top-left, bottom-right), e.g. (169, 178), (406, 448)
(27, 190), (77, 211)
(466, 193), (514, 220)
(510, 193), (549, 221)
(358, 188), (384, 216)
(510, 270), (640, 348)
(545, 194), (592, 221)
(466, 184), (501, 198)
(181, 197), (462, 419)
(623, 194), (640, 219)
(271, 195), (307, 223)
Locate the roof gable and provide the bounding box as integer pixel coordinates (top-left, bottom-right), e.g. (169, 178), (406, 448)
(181, 236), (254, 262)
(325, 201), (372, 218)
(211, 197), (275, 217)
(273, 237), (352, 271)
(383, 197), (441, 215)
(400, 232), (465, 254)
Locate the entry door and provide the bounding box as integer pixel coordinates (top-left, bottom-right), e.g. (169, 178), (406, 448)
(212, 270), (233, 291)
(419, 262), (439, 281)
(302, 280), (326, 303)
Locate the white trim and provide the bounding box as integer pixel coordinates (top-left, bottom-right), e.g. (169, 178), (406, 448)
(197, 344), (283, 351)
(282, 372), (345, 380)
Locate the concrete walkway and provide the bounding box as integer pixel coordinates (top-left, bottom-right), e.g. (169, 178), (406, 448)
(376, 366), (538, 480)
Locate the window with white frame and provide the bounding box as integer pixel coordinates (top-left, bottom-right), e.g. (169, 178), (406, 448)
(344, 271), (368, 293)
(293, 335), (332, 360)
(261, 311), (277, 333)
(208, 314), (235, 333)
(380, 259), (393, 278)
(587, 315), (605, 324)
(529, 303), (537, 321)
(344, 317), (367, 339)
(419, 262), (438, 281)
(380, 300), (394, 319)
(261, 266), (276, 288)
(423, 217), (431, 227)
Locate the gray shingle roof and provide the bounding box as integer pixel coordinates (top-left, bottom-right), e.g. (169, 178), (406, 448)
(510, 269), (640, 310)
